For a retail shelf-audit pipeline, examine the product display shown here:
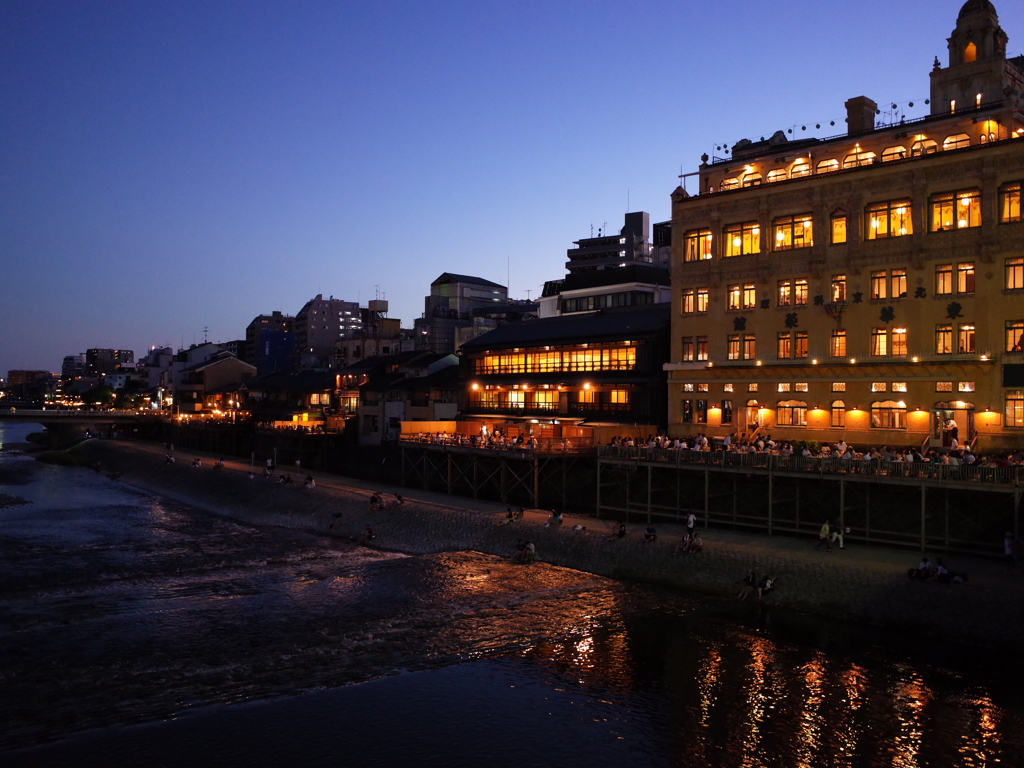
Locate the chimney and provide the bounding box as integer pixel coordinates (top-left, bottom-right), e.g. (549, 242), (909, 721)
(845, 96), (877, 135)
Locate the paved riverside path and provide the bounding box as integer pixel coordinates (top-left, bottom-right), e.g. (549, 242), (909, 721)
(75, 438), (1024, 649)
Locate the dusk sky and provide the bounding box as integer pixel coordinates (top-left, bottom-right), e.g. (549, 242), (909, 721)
(2, 0), (1022, 376)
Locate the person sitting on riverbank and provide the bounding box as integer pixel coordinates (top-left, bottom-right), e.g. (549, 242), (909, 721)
(519, 540), (536, 564)
(738, 570), (757, 601)
(758, 575), (776, 600)
(815, 520), (833, 552)
(214, 459), (225, 470)
(644, 525), (657, 543)
(689, 532), (703, 554)
(572, 524), (586, 532)
(498, 509), (515, 526)
(303, 475), (315, 489)
(164, 454), (174, 464)
(674, 531), (691, 554)
(546, 511), (563, 527)
(248, 471), (255, 480)
(262, 466), (272, 479)
(362, 525), (375, 542)
(514, 507), (525, 520)
(394, 494), (405, 507)
(607, 522), (627, 540)
(908, 557), (936, 580)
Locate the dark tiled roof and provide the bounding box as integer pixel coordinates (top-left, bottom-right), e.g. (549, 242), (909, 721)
(560, 265), (669, 291)
(247, 370), (336, 392)
(460, 304), (671, 351)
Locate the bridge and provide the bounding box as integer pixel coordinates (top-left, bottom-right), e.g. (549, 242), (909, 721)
(0, 409), (161, 424)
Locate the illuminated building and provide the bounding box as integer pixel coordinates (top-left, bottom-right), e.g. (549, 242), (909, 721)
(667, 1), (1024, 450)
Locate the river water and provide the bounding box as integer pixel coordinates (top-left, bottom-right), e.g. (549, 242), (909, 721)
(2, 422), (1023, 767)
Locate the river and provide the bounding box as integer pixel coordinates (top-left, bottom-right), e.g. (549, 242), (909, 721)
(2, 422), (1023, 767)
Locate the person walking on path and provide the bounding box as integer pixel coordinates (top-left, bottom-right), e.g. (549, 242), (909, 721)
(686, 512), (697, 537)
(815, 520), (833, 552)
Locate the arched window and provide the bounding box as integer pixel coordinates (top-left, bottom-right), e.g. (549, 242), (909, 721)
(767, 169), (787, 183)
(943, 133), (971, 151)
(790, 161), (811, 178)
(871, 400), (907, 429)
(742, 172), (763, 188)
(911, 139), (938, 157)
(776, 399), (808, 427)
(720, 178), (740, 191)
(831, 209), (848, 244)
(881, 145), (907, 162)
(843, 151), (876, 169)
(817, 159), (839, 174)
(831, 400), (846, 428)
(964, 42), (977, 63)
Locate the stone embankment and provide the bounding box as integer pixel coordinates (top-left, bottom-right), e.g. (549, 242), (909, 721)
(71, 439), (1024, 648)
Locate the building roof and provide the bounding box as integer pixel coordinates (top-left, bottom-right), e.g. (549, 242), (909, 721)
(558, 264), (670, 293)
(247, 370), (336, 392)
(461, 304), (671, 352)
(959, 0), (996, 19)
(431, 272), (505, 289)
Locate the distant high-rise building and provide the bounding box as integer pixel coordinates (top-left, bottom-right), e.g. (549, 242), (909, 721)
(244, 311), (293, 367)
(564, 212), (667, 274)
(294, 295), (361, 370)
(413, 273), (508, 353)
(61, 354), (86, 379)
(85, 349), (134, 375)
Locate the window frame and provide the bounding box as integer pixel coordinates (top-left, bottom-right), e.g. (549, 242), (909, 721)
(723, 221), (761, 257)
(1006, 257), (1024, 290)
(929, 188), (982, 231)
(999, 182), (1021, 224)
(684, 228), (714, 262)
(772, 213), (814, 251)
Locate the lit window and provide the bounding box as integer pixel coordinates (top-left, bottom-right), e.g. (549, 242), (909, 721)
(831, 275), (847, 302)
(830, 330), (847, 358)
(748, 383), (758, 392)
(871, 270), (887, 300)
(682, 289), (696, 313)
(777, 333), (792, 360)
(843, 150), (876, 168)
(683, 383), (694, 392)
(871, 328), (889, 356)
(791, 161), (811, 178)
(721, 399), (734, 423)
(773, 214), (814, 250)
(911, 138), (938, 157)
(776, 400), (808, 426)
(872, 382), (887, 392)
(1007, 390), (1024, 427)
(681, 399), (693, 422)
(936, 381), (953, 392)
(743, 335), (756, 360)
(767, 169), (787, 182)
(1000, 182), (1021, 223)
(957, 262), (975, 294)
(794, 279), (808, 305)
(727, 335), (740, 360)
(936, 325), (953, 354)
(866, 199), (913, 239)
(871, 400), (907, 429)
(935, 264), (953, 295)
(684, 229), (713, 261)
(892, 382), (907, 393)
(831, 210), (847, 244)
(697, 336), (708, 361)
(795, 382), (809, 392)
(696, 399), (708, 423)
(778, 280), (792, 306)
(610, 389), (630, 405)
(723, 383), (734, 392)
(943, 133), (971, 151)
(831, 400), (846, 427)
(682, 337), (694, 362)
(795, 332), (808, 358)
(1007, 320), (1024, 352)
(743, 284), (756, 308)
(741, 172), (762, 188)
(720, 178), (739, 191)
(958, 324), (976, 354)
(832, 382), (846, 392)
(778, 382), (791, 392)
(1006, 257), (1024, 289)
(930, 189), (981, 231)
(724, 222), (761, 257)
(817, 159), (839, 173)
(727, 284), (742, 311)
(891, 269), (907, 298)
(881, 145), (907, 162)
(892, 328), (908, 356)
(958, 381), (975, 393)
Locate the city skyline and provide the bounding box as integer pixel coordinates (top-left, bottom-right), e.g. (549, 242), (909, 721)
(3, 0), (1022, 375)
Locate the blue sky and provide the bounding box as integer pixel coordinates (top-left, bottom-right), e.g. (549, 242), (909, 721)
(2, 0), (1022, 375)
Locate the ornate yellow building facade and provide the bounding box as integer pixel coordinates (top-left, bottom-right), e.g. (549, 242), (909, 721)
(667, 1), (1024, 452)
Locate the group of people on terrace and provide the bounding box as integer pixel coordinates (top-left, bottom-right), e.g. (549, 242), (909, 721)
(405, 429), (539, 451)
(606, 433), (1024, 471)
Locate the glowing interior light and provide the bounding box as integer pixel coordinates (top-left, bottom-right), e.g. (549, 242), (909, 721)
(776, 231), (785, 241)
(733, 237), (742, 247)
(752, 227), (760, 235)
(958, 219), (967, 227)
(896, 207), (906, 215)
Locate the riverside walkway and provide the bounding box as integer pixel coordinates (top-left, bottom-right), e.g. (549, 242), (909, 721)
(70, 438), (1024, 649)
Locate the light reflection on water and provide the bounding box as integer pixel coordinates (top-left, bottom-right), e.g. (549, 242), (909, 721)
(2, 452), (1024, 767)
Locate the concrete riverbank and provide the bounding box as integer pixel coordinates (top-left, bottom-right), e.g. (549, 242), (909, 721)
(70, 438), (1024, 649)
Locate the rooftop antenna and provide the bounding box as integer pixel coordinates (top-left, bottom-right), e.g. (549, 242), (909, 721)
(590, 223), (593, 237)
(525, 289), (532, 301)
(202, 327), (208, 343)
